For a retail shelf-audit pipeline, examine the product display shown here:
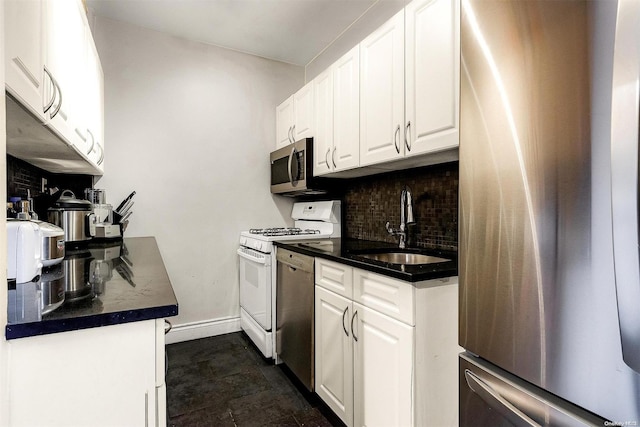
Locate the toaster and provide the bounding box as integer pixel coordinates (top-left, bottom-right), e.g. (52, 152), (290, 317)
(7, 220), (65, 284)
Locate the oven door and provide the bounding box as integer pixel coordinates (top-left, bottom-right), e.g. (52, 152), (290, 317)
(238, 247), (272, 330)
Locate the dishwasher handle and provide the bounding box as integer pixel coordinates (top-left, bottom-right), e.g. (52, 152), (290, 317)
(276, 249), (314, 273)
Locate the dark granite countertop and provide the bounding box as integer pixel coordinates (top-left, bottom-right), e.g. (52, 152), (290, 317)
(274, 238), (457, 282)
(6, 236), (179, 340)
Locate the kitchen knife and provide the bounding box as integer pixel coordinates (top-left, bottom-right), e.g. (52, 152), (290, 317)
(115, 191), (136, 213)
(117, 199), (134, 216)
(121, 211), (133, 223)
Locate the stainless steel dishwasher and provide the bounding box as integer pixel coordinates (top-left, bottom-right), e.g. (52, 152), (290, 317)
(276, 248), (315, 391)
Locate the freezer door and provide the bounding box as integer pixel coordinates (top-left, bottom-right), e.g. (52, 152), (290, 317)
(459, 354), (606, 427)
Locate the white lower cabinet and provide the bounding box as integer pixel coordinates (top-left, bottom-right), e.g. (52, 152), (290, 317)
(7, 319), (167, 427)
(315, 286), (353, 426)
(315, 257), (459, 427)
(353, 302), (414, 427)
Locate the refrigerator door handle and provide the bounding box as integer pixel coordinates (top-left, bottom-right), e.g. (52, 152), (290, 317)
(610, 0), (640, 375)
(464, 369), (542, 427)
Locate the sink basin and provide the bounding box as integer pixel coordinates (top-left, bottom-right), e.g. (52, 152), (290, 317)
(357, 252), (450, 265)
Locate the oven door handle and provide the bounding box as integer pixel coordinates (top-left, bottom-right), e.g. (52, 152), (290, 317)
(237, 248), (268, 265)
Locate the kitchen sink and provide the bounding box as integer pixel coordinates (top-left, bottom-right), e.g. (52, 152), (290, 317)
(356, 252), (450, 265)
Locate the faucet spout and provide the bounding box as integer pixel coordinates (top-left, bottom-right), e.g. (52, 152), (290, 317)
(386, 187), (416, 249)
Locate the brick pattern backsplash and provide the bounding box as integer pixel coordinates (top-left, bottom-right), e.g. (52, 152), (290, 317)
(344, 162), (458, 251)
(7, 155), (93, 218)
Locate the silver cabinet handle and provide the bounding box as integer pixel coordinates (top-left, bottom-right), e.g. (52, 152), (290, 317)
(287, 126), (293, 144)
(49, 73), (62, 119)
(97, 143), (104, 165)
(332, 147), (337, 169)
(351, 310), (358, 342)
(405, 121), (411, 151)
(325, 148), (331, 169)
(342, 307), (349, 337)
(464, 369), (542, 427)
(291, 124), (296, 142)
(43, 68), (56, 114)
(394, 125), (400, 154)
(86, 129), (95, 155)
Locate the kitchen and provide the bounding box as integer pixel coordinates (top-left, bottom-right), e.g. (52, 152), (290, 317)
(1, 0), (639, 426)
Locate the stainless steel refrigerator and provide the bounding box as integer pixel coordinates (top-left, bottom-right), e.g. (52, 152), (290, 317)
(459, 0), (640, 425)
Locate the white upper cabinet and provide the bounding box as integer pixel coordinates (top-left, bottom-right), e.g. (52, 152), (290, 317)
(332, 45), (360, 173)
(275, 81), (315, 149)
(83, 35), (105, 171)
(43, 0), (87, 148)
(293, 81), (314, 140)
(276, 95), (295, 149)
(5, 0), (46, 120)
(405, 0), (460, 157)
(313, 68), (334, 174)
(359, 9), (406, 167)
(4, 0), (106, 175)
(314, 45), (361, 177)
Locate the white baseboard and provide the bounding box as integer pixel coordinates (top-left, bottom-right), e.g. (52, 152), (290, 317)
(165, 316), (241, 344)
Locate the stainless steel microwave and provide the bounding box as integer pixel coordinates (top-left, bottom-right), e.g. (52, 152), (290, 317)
(270, 138), (327, 196)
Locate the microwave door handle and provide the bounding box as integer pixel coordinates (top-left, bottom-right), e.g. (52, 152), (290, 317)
(287, 146), (298, 185)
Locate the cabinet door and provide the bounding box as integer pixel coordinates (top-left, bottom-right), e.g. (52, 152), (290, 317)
(405, 0), (459, 156)
(293, 81), (314, 140)
(276, 95), (294, 149)
(85, 34), (105, 171)
(315, 287), (354, 426)
(5, 0), (46, 120)
(359, 10), (405, 167)
(8, 320), (157, 427)
(313, 68), (334, 176)
(333, 45), (360, 172)
(353, 302), (414, 427)
(43, 0), (86, 146)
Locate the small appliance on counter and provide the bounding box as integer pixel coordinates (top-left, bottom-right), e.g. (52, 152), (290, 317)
(84, 188), (121, 240)
(47, 190), (95, 245)
(7, 218), (66, 323)
(7, 219), (65, 284)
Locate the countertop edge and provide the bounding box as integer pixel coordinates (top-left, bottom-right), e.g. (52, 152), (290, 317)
(273, 240), (458, 283)
(6, 304), (179, 340)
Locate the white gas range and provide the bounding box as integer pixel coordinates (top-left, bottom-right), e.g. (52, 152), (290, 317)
(238, 200), (341, 359)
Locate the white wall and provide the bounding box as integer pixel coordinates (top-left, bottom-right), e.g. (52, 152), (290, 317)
(92, 17), (302, 340)
(305, 0), (406, 82)
(0, 1), (9, 422)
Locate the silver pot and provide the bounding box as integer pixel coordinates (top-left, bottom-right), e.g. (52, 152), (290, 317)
(47, 190), (94, 244)
(62, 250), (94, 302)
(39, 265), (65, 315)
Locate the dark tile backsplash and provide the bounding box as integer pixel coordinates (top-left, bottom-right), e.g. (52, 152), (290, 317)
(343, 162), (458, 251)
(7, 155), (93, 218)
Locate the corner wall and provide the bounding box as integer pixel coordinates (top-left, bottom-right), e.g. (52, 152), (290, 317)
(92, 17), (302, 341)
(0, 1), (9, 423)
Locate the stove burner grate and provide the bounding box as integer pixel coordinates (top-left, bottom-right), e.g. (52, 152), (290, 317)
(249, 227), (321, 237)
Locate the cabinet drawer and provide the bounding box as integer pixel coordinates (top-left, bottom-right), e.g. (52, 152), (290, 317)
(315, 258), (353, 299)
(353, 269), (415, 325)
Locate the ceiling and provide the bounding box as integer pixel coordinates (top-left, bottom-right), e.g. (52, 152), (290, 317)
(86, 0), (379, 66)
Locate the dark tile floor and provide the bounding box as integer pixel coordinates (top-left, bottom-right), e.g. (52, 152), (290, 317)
(166, 332), (343, 427)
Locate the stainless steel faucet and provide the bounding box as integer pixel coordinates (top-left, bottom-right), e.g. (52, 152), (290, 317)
(386, 187), (415, 248)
